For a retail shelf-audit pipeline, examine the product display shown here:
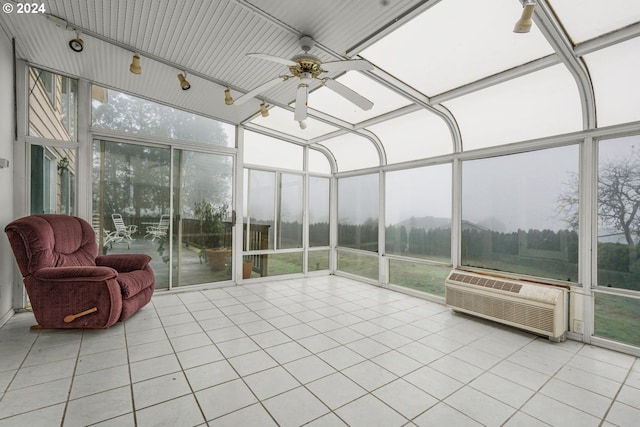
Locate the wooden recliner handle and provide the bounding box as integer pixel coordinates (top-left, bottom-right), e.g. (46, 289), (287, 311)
(64, 307), (98, 323)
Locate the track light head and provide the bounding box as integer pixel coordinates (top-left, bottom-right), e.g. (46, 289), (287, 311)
(129, 54), (141, 74)
(224, 88), (234, 105)
(299, 120), (307, 130)
(514, 1), (536, 33)
(68, 35), (84, 52)
(260, 102), (269, 117)
(178, 73), (191, 90)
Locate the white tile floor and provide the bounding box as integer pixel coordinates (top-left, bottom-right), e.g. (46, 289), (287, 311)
(0, 276), (639, 426)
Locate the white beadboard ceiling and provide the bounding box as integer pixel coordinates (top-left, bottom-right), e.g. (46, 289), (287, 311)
(0, 0), (427, 127)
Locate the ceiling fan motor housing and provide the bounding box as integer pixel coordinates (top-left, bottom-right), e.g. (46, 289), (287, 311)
(289, 55), (323, 78)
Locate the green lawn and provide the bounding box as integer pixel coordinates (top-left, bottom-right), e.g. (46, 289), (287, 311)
(594, 292), (640, 347)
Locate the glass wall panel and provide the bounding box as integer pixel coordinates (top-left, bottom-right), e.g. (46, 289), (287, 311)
(594, 292), (640, 347)
(309, 149), (332, 174)
(389, 260), (450, 297)
(597, 136), (640, 292)
(93, 140), (171, 289)
(244, 169), (304, 252)
(319, 134), (380, 172)
(338, 174), (379, 252)
(245, 169), (276, 250)
(386, 165), (451, 263)
(29, 67), (77, 141)
(309, 176), (330, 247)
(337, 250), (378, 281)
(309, 250), (330, 272)
(244, 131), (303, 170)
(360, 0), (553, 95)
(92, 86), (234, 147)
(462, 146), (579, 282)
(584, 37), (640, 127)
(279, 173), (304, 249)
(174, 151), (234, 286)
(444, 65), (583, 150)
(548, 0), (640, 44)
(30, 145), (76, 215)
(367, 110), (453, 163)
(264, 252), (303, 277)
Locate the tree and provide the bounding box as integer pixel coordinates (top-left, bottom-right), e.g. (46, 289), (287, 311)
(599, 155), (640, 247)
(558, 152), (640, 248)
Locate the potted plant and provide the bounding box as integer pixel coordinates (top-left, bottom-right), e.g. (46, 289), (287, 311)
(242, 256), (254, 279)
(194, 200), (230, 270)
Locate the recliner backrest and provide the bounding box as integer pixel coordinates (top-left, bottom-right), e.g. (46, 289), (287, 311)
(5, 214), (98, 277)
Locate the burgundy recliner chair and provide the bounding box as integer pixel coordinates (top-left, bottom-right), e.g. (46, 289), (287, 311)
(4, 214), (155, 328)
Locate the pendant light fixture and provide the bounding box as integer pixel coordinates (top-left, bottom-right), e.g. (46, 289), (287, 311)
(129, 54), (141, 74)
(178, 73), (191, 90)
(260, 102), (269, 117)
(68, 31), (84, 52)
(514, 1), (536, 33)
(224, 88), (234, 105)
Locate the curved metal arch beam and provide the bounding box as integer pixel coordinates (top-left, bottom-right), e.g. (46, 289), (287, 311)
(308, 127), (387, 170)
(307, 143), (338, 175)
(363, 68), (463, 153)
(533, 0), (597, 130)
(234, 0), (462, 155)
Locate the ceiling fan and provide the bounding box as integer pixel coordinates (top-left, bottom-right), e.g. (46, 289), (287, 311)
(230, 35), (375, 123)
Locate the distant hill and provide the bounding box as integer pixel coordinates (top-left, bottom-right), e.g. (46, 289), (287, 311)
(393, 216), (451, 230)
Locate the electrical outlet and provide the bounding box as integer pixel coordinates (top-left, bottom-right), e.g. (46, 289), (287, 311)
(573, 320), (583, 333)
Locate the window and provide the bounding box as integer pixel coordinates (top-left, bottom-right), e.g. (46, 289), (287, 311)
(597, 135), (640, 292)
(338, 174), (379, 252)
(92, 85), (233, 147)
(462, 146), (579, 281)
(278, 173), (303, 249)
(244, 169), (305, 278)
(385, 165), (452, 262)
(29, 68), (77, 141)
(244, 131), (303, 170)
(385, 164), (452, 297)
(309, 176), (330, 247)
(30, 145), (75, 214)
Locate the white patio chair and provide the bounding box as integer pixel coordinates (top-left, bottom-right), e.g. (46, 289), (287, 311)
(145, 215), (170, 242)
(111, 213), (137, 249)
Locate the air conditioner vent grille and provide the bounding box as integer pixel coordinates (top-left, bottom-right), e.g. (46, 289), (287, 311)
(446, 288), (555, 334)
(445, 270), (567, 341)
(449, 272), (522, 294)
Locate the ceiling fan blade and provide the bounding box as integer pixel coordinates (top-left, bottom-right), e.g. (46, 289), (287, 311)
(323, 79), (374, 111)
(248, 53), (297, 67)
(321, 59), (374, 73)
(233, 77), (285, 105)
(294, 83), (308, 121)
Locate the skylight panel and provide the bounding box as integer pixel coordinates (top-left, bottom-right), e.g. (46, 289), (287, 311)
(308, 72), (411, 124)
(360, 0), (554, 96)
(548, 0), (640, 44)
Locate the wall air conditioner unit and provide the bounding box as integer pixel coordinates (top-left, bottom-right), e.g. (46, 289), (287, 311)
(445, 270), (568, 342)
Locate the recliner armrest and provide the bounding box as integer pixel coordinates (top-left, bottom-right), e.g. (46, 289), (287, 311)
(34, 266), (117, 281)
(96, 254), (152, 272)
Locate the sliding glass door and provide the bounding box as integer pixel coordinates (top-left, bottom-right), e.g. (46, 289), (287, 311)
(93, 140), (234, 289)
(172, 150), (234, 287)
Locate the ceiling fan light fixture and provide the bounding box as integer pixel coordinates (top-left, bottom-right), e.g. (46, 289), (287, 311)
(514, 1), (536, 33)
(260, 102), (269, 117)
(224, 88), (234, 105)
(178, 73), (191, 90)
(68, 31), (84, 52)
(129, 54), (141, 74)
(244, 34), (374, 123)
